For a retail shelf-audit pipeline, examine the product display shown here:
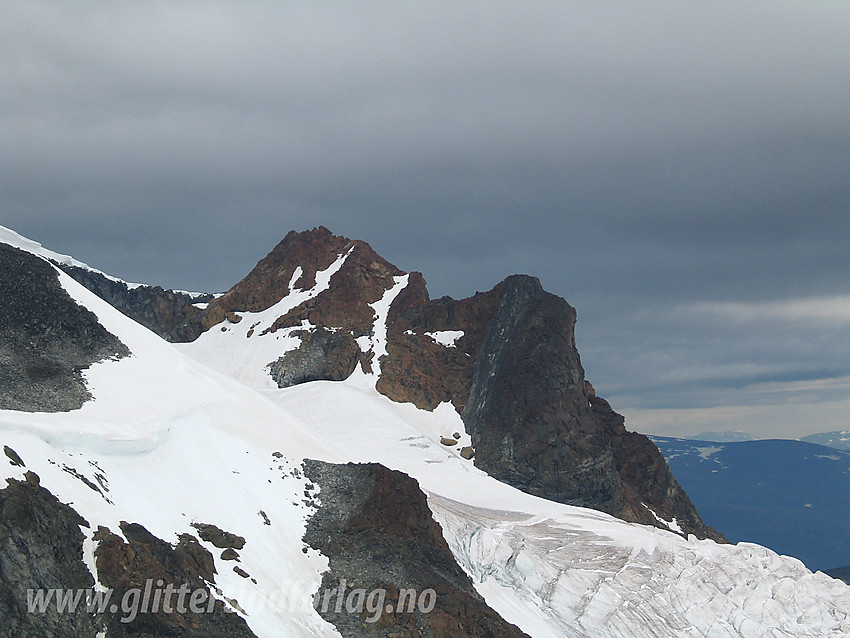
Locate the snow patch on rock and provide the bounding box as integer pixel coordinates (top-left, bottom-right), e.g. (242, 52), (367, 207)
(424, 330), (465, 347)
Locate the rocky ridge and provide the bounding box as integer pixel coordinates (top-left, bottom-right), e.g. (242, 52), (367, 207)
(0, 472), (101, 638)
(56, 264), (212, 343)
(0, 450), (527, 638)
(94, 521), (257, 638)
(181, 228), (404, 349)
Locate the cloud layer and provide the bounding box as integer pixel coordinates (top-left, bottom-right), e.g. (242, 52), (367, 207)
(3, 1), (850, 437)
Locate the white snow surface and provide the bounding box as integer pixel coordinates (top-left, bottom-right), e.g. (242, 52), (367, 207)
(265, 380), (850, 638)
(696, 445), (723, 460)
(178, 262), (410, 392)
(1, 268), (339, 636)
(643, 502), (685, 535)
(357, 274), (410, 378)
(424, 330), (465, 347)
(2, 229), (850, 637)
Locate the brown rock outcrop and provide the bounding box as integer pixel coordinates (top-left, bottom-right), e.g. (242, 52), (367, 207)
(169, 228), (723, 539)
(376, 276), (500, 411)
(177, 226), (407, 343)
(95, 521), (257, 637)
(53, 225), (723, 540)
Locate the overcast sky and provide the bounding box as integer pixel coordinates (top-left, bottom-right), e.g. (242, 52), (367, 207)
(3, 1), (850, 438)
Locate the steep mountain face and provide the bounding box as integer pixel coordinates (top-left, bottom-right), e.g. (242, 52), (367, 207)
(0, 244), (130, 412)
(166, 226), (719, 540)
(0, 473), (101, 638)
(32, 224), (719, 536)
(94, 521), (258, 638)
(179, 228), (404, 350)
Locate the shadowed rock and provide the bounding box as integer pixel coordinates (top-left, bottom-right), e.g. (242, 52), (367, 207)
(0, 244), (130, 412)
(56, 263), (211, 342)
(303, 459), (530, 638)
(267, 328), (360, 388)
(0, 477), (101, 638)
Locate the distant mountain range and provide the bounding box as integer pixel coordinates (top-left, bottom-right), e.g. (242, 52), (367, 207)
(677, 429), (850, 451)
(685, 431), (755, 442)
(801, 430), (850, 451)
(650, 436), (850, 572)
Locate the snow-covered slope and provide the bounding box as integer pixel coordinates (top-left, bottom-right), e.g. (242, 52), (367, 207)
(263, 378), (850, 638)
(3, 230), (850, 637)
(176, 250), (355, 391)
(0, 225), (145, 289)
(1, 249), (342, 636)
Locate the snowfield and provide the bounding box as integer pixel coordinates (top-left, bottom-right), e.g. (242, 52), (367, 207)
(2, 231), (850, 637)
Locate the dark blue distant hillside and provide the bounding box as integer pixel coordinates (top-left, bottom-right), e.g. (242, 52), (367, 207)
(650, 436), (850, 572)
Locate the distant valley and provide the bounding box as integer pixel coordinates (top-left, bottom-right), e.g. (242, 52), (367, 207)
(651, 436), (850, 573)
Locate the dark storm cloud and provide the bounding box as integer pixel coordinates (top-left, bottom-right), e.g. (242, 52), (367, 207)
(3, 1), (850, 436)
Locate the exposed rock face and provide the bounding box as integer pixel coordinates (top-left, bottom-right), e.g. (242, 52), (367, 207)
(189, 522), (246, 550)
(460, 275), (625, 510)
(262, 234), (404, 340)
(3, 445), (25, 467)
(376, 275), (500, 411)
(302, 460), (530, 638)
(0, 476), (102, 638)
(267, 328), (361, 388)
(592, 397), (726, 541)
(28, 224), (721, 540)
(205, 227), (353, 315)
(0, 472), (258, 638)
(95, 522), (257, 638)
(0, 244), (130, 412)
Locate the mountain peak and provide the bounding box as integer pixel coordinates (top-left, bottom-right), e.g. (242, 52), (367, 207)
(194, 227), (407, 339)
